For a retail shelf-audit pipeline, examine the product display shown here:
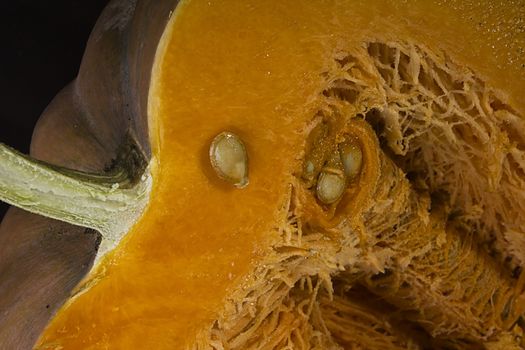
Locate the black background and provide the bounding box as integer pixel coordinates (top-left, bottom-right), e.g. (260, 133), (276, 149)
(0, 1), (109, 219)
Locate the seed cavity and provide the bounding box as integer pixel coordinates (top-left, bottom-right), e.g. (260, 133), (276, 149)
(303, 129), (364, 205)
(339, 142), (363, 179)
(209, 132), (249, 188)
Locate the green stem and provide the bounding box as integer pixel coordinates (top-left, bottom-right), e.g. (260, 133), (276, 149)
(0, 142), (152, 261)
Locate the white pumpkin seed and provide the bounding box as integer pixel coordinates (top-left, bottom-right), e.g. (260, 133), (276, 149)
(316, 171), (346, 204)
(339, 142), (363, 179)
(209, 132), (249, 188)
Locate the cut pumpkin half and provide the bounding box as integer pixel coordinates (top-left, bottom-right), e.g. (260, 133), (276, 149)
(0, 0), (523, 349)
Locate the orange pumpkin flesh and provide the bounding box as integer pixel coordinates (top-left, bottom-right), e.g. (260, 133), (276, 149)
(37, 0), (524, 349)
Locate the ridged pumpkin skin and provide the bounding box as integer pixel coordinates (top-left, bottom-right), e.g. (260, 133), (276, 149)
(3, 0), (524, 349)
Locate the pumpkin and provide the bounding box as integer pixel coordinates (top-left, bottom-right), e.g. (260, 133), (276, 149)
(0, 0), (524, 349)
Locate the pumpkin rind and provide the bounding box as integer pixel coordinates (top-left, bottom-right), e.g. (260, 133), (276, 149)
(0, 1), (177, 348)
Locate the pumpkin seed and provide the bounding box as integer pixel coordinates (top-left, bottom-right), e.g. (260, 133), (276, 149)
(339, 141), (363, 179)
(316, 150), (347, 204)
(302, 122), (331, 187)
(209, 132), (249, 188)
(316, 171), (346, 204)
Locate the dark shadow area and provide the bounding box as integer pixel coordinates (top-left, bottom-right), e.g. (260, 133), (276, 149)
(0, 0), (109, 219)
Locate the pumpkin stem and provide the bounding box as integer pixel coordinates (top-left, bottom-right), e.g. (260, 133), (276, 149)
(0, 142), (152, 259)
